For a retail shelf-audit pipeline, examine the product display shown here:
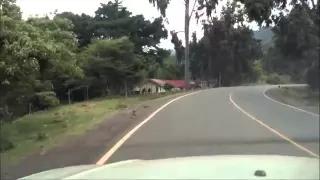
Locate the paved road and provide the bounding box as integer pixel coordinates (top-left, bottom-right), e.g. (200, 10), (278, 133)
(107, 85), (319, 163)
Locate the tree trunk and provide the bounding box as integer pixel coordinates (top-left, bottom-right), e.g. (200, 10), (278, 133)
(86, 86), (89, 101)
(184, 0), (190, 89)
(102, 81), (107, 97)
(28, 103), (32, 114)
(310, 0), (315, 8)
(124, 81), (128, 98)
(67, 90), (71, 104)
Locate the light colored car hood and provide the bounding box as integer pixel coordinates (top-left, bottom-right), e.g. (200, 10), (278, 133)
(20, 155), (319, 179)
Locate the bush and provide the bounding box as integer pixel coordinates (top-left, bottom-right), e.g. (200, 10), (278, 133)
(306, 61), (319, 89)
(34, 91), (60, 110)
(164, 83), (174, 91)
(0, 105), (12, 122)
(0, 136), (14, 152)
(266, 73), (291, 84)
(115, 103), (127, 109)
(252, 60), (264, 82)
(36, 132), (48, 141)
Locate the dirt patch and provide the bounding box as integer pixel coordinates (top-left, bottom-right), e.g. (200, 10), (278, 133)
(73, 103), (96, 113)
(1, 92), (192, 180)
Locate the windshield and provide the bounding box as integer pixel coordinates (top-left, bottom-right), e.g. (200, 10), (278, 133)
(1, 0), (319, 179)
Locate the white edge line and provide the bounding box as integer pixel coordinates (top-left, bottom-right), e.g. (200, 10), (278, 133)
(229, 93), (319, 158)
(95, 90), (201, 165)
(263, 88), (319, 117)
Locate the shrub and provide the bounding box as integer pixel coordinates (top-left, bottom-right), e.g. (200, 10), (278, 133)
(115, 103), (127, 109)
(252, 60), (264, 82)
(0, 105), (12, 122)
(164, 83), (174, 91)
(36, 132), (48, 141)
(33, 91), (60, 109)
(266, 73), (291, 84)
(0, 136), (14, 152)
(306, 60), (319, 89)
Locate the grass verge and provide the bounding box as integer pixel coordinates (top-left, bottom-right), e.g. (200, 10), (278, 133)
(265, 86), (319, 115)
(1, 91), (182, 165)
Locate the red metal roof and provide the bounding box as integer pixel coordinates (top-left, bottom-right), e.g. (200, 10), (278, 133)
(149, 79), (186, 88)
(162, 80), (185, 88)
(149, 79), (166, 86)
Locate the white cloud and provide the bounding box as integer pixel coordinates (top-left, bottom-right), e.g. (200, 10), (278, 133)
(17, 0), (258, 49)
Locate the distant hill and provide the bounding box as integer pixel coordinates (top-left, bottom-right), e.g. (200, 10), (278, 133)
(170, 50), (176, 56)
(253, 28), (275, 53)
(253, 27), (274, 43)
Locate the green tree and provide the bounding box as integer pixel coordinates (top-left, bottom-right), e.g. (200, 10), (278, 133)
(56, 12), (94, 48)
(187, 2), (262, 86)
(149, 0), (220, 88)
(78, 37), (145, 97)
(0, 0), (82, 118)
(258, 0), (319, 85)
(58, 0), (171, 77)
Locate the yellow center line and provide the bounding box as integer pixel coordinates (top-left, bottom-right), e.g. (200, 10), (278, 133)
(229, 93), (319, 159)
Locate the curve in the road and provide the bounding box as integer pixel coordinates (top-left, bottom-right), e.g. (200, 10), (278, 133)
(95, 91), (201, 165)
(263, 88), (319, 117)
(229, 93), (319, 158)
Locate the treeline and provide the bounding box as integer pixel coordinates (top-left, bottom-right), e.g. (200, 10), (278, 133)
(0, 0), (181, 120)
(169, 0), (319, 88)
(172, 2), (263, 86)
(260, 0), (319, 88)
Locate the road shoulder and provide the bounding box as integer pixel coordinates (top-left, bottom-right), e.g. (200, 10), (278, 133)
(265, 86), (319, 115)
(1, 92), (191, 180)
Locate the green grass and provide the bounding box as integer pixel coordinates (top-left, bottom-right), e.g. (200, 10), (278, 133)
(1, 92), (181, 165)
(279, 86), (319, 107)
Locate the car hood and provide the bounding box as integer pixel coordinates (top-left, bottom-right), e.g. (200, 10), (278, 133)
(20, 155), (319, 179)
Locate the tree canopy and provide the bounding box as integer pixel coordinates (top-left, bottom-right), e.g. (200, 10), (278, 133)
(0, 0), (173, 120)
(151, 0), (318, 87)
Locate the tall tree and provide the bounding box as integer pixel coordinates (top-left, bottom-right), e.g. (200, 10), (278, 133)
(1, 0), (82, 118)
(259, 0), (319, 85)
(78, 37), (145, 96)
(187, 1), (262, 86)
(56, 12), (94, 48)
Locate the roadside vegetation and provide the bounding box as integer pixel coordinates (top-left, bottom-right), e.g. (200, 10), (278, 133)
(1, 0), (183, 157)
(1, 91), (181, 164)
(266, 86), (319, 115)
(151, 0), (318, 88)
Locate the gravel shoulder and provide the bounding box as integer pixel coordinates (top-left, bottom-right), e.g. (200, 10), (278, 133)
(265, 86), (319, 115)
(1, 92), (190, 180)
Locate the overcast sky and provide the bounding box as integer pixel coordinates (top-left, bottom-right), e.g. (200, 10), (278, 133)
(17, 0), (258, 49)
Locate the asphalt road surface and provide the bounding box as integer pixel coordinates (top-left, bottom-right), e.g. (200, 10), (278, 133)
(106, 85), (319, 164)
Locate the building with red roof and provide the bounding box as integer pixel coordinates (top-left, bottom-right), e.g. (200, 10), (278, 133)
(134, 79), (189, 94)
(161, 80), (185, 88)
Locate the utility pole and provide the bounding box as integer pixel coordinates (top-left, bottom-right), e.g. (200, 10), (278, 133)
(170, 0), (197, 90)
(184, 0), (190, 90)
(219, 72), (221, 87)
(0, 1), (3, 32)
(184, 0), (198, 90)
